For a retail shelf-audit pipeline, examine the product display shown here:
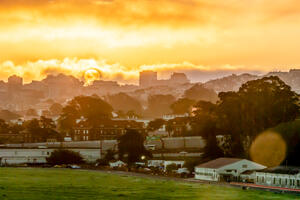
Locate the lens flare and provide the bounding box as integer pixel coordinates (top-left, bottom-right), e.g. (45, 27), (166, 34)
(84, 68), (101, 85)
(250, 131), (286, 167)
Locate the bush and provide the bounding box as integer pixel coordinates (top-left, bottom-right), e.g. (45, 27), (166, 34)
(47, 149), (84, 165)
(96, 149), (116, 166)
(166, 163), (178, 173)
(183, 158), (201, 173)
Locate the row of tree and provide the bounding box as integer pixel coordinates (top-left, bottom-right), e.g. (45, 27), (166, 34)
(47, 129), (151, 168)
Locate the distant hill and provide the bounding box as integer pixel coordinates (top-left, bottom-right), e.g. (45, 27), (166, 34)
(203, 69), (300, 94)
(203, 73), (259, 93)
(0, 110), (21, 121)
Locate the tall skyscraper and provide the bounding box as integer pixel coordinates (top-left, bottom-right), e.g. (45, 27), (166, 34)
(139, 71), (157, 87)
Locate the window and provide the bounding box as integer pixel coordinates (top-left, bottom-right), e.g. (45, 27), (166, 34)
(242, 164), (247, 168)
(262, 177), (264, 183)
(273, 178), (276, 184)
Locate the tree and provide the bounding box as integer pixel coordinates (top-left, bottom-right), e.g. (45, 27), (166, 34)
(190, 101), (217, 138)
(40, 116), (55, 129)
(270, 120), (300, 166)
(170, 98), (196, 115)
(24, 119), (42, 142)
(147, 94), (176, 117)
(26, 109), (38, 117)
(0, 119), (9, 133)
(202, 133), (224, 160)
(184, 84), (218, 103)
(107, 93), (143, 115)
(97, 149), (116, 166)
(41, 110), (51, 118)
(47, 149), (84, 165)
(58, 104), (79, 133)
(118, 129), (152, 169)
(24, 118), (60, 142)
(183, 158), (201, 173)
(166, 163), (178, 173)
(59, 95), (113, 132)
(147, 118), (165, 131)
(217, 76), (300, 156)
(50, 103), (63, 116)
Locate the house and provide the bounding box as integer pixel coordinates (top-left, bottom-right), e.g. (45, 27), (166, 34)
(255, 167), (300, 189)
(0, 133), (24, 143)
(194, 157), (266, 182)
(73, 120), (146, 141)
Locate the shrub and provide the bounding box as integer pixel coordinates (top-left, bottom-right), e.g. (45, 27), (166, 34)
(166, 163), (178, 172)
(47, 149), (84, 165)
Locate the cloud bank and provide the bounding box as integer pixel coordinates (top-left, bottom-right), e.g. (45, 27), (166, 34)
(0, 58), (267, 84)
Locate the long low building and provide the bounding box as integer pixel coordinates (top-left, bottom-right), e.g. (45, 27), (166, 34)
(194, 157), (266, 182)
(0, 148), (101, 165)
(255, 167), (300, 189)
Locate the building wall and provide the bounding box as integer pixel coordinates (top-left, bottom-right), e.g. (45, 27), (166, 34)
(0, 148), (101, 165)
(4, 136), (205, 151)
(146, 136), (205, 150)
(195, 168), (219, 181)
(255, 172), (300, 189)
(195, 160), (266, 182)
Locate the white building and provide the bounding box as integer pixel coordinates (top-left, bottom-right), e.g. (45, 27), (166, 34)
(194, 157), (266, 182)
(255, 167), (300, 189)
(147, 160), (185, 171)
(109, 160), (126, 168)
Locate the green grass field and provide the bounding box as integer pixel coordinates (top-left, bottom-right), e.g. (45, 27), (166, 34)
(0, 168), (298, 200)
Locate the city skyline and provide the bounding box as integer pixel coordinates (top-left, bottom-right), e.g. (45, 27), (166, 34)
(1, 0), (300, 84)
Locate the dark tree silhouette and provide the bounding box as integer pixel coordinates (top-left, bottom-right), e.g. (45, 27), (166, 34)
(50, 103), (63, 116)
(118, 129), (152, 169)
(184, 84), (218, 103)
(170, 98), (196, 114)
(147, 94), (175, 117)
(59, 95), (113, 132)
(47, 149), (84, 165)
(202, 133), (224, 160)
(217, 76), (300, 156)
(147, 118), (165, 131)
(107, 93), (143, 115)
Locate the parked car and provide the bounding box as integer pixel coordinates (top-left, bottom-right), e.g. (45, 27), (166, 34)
(67, 164), (81, 169)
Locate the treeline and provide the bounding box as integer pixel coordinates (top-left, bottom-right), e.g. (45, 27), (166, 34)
(148, 76), (300, 166)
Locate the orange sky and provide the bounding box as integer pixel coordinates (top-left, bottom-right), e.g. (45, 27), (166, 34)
(0, 0), (300, 84)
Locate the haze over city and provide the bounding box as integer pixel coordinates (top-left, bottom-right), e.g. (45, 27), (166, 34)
(0, 1), (300, 199)
(1, 0), (300, 84)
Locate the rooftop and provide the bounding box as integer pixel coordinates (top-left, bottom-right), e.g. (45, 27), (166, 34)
(196, 157), (242, 169)
(257, 166), (300, 175)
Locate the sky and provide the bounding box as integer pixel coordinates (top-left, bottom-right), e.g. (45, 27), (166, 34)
(0, 0), (300, 84)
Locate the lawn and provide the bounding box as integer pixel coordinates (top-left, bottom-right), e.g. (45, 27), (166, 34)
(0, 168), (298, 200)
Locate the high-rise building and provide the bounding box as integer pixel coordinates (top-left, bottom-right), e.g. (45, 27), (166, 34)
(139, 71), (157, 87)
(7, 75), (23, 91)
(170, 73), (190, 85)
